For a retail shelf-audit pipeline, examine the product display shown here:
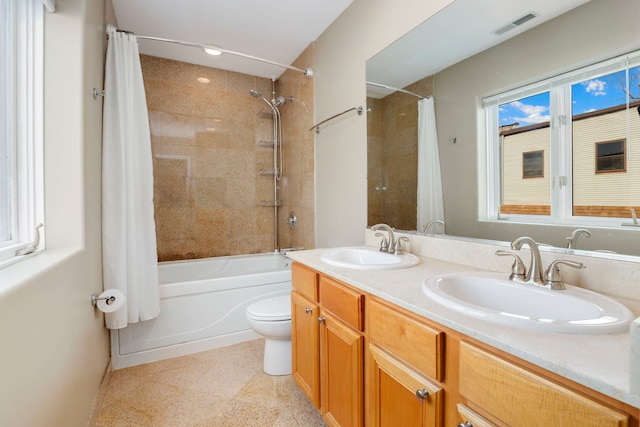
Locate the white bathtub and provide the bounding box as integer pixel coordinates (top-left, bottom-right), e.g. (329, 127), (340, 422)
(110, 253), (292, 369)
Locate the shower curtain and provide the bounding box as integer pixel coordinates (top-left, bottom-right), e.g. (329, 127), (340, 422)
(417, 97), (445, 233)
(102, 29), (160, 329)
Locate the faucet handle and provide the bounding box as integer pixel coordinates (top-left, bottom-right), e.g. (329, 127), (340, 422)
(495, 250), (526, 280)
(544, 260), (585, 290)
(375, 232), (389, 252)
(394, 237), (410, 255)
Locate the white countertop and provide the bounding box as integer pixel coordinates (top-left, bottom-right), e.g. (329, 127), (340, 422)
(286, 247), (640, 409)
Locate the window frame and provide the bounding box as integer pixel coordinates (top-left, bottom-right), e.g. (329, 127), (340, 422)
(522, 150), (544, 179)
(0, 0), (45, 267)
(595, 139), (626, 174)
(483, 50), (640, 228)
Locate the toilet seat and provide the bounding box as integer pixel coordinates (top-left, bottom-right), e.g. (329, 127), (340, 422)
(246, 295), (291, 321)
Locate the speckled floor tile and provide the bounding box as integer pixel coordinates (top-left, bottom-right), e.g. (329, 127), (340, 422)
(90, 339), (326, 426)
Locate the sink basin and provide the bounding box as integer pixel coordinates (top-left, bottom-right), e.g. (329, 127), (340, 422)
(422, 272), (634, 334)
(320, 247), (419, 270)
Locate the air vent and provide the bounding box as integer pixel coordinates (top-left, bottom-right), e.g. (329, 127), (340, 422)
(492, 12), (538, 36)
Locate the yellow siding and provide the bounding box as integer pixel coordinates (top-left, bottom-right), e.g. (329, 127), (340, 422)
(573, 109), (640, 206)
(503, 129), (550, 205)
(502, 107), (640, 213)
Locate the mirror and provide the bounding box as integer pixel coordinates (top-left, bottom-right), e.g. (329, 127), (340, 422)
(366, 0), (640, 257)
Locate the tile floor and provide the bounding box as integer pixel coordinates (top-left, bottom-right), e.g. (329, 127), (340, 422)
(89, 339), (327, 426)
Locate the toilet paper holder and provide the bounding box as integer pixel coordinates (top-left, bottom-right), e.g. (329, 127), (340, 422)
(91, 293), (116, 307)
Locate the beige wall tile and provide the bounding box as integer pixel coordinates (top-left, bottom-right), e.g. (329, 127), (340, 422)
(142, 49), (315, 260)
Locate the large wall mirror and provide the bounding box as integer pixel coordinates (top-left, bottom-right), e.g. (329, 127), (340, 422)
(366, 0), (640, 257)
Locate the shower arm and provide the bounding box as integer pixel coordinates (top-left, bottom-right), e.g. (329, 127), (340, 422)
(113, 30), (313, 77)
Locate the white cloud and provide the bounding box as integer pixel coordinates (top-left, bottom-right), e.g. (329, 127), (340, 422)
(582, 79), (607, 96)
(507, 100), (550, 124)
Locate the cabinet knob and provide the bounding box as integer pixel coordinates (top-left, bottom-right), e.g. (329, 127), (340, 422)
(305, 307), (313, 314)
(317, 316), (326, 323)
(457, 422), (473, 427)
(415, 388), (429, 400)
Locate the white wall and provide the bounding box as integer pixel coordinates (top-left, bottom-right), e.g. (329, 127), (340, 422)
(313, 0), (454, 248)
(0, 0), (110, 425)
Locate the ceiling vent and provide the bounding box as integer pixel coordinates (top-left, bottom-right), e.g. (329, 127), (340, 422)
(492, 12), (538, 36)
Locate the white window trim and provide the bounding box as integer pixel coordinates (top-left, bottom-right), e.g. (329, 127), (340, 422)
(482, 50), (640, 229)
(0, 0), (44, 267)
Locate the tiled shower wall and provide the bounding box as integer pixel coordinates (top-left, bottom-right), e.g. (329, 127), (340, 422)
(367, 76), (433, 231)
(141, 50), (315, 261)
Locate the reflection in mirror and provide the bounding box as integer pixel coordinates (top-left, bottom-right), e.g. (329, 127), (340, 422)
(366, 77), (434, 231)
(366, 0), (640, 257)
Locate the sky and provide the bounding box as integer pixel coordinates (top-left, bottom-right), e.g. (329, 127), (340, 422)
(499, 66), (640, 126)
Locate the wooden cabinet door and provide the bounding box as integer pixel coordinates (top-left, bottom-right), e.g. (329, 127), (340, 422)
(291, 291), (320, 408)
(368, 344), (443, 427)
(320, 312), (364, 427)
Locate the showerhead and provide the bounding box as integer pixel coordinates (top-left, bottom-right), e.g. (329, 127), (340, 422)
(249, 89), (278, 115)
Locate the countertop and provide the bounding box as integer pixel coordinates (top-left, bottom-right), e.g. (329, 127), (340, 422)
(286, 247), (640, 409)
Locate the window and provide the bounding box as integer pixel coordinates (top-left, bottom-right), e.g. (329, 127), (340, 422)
(0, 0), (44, 266)
(523, 150), (544, 178)
(595, 140), (625, 173)
(485, 51), (640, 225)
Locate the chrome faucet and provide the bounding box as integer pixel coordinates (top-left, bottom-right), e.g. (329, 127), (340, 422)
(371, 223), (395, 253)
(510, 236), (545, 286)
(394, 236), (410, 255)
(422, 219), (444, 235)
(543, 259), (585, 290)
(566, 228), (591, 249)
(508, 236), (586, 289)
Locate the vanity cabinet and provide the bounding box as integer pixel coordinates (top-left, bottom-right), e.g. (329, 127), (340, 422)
(291, 263), (364, 427)
(291, 262), (639, 427)
(367, 297), (444, 427)
(458, 342), (630, 427)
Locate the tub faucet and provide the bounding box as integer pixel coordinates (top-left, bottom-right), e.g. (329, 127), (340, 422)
(422, 220), (444, 236)
(566, 228), (591, 249)
(510, 236), (545, 286)
(371, 223), (395, 253)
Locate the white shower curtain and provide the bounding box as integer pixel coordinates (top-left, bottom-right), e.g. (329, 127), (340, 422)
(102, 29), (159, 329)
(417, 97), (445, 233)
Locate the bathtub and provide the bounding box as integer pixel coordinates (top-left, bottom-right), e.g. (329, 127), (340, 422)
(110, 253), (292, 369)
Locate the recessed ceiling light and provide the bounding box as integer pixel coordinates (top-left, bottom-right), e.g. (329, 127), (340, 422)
(203, 45), (223, 56)
(197, 77), (210, 84)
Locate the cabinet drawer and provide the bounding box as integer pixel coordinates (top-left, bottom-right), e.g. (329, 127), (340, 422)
(292, 262), (318, 302)
(319, 276), (364, 331)
(457, 403), (496, 427)
(369, 298), (443, 381)
(459, 342), (629, 427)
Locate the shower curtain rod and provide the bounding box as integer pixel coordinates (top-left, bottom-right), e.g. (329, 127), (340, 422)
(366, 81), (429, 99)
(112, 29), (313, 77)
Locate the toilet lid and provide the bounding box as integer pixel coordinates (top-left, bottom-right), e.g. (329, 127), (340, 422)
(246, 295), (291, 321)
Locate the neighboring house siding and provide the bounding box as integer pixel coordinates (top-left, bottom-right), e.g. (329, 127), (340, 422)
(502, 128), (550, 205)
(501, 103), (640, 217)
(573, 107), (640, 207)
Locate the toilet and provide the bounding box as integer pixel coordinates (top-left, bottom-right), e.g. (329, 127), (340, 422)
(246, 295), (292, 375)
